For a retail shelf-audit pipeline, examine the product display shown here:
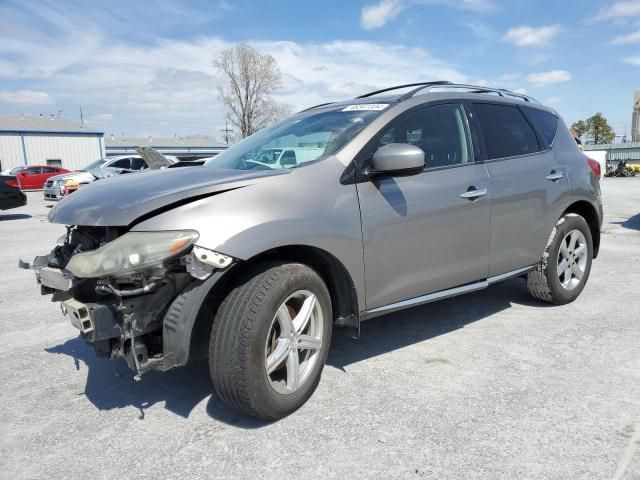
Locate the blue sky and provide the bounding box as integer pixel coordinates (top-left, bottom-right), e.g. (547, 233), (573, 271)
(0, 0), (639, 139)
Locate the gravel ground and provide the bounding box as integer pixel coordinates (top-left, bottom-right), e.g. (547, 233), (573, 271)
(1, 179), (639, 480)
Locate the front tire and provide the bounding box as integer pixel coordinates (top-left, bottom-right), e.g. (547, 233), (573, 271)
(527, 213), (593, 305)
(209, 261), (332, 420)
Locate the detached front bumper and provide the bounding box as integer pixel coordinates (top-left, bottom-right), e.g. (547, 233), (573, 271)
(23, 240), (233, 375)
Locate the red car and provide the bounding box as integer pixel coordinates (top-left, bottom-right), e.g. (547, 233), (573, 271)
(15, 165), (70, 190)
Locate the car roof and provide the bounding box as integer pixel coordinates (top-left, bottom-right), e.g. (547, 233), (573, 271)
(301, 81), (555, 115)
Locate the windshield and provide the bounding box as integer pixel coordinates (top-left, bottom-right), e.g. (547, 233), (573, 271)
(205, 106), (386, 171)
(80, 158), (108, 173)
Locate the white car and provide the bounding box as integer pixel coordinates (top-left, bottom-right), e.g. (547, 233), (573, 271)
(1, 166), (25, 176)
(232, 147), (325, 169)
(43, 154), (177, 201)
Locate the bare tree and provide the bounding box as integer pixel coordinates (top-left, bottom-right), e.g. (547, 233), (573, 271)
(214, 43), (289, 139)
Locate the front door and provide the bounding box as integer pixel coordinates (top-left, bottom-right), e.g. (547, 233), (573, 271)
(18, 166), (43, 189)
(356, 103), (492, 311)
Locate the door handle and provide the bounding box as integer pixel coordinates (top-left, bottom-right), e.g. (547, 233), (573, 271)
(546, 170), (564, 181)
(460, 186), (488, 200)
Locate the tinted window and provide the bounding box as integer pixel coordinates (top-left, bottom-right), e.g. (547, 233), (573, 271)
(42, 167), (59, 173)
(376, 103), (472, 168)
(474, 103), (539, 159)
(130, 158), (147, 170)
(109, 158), (132, 169)
(523, 107), (558, 148)
(24, 167), (42, 174)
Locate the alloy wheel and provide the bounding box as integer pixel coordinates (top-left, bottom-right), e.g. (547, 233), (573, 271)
(265, 290), (324, 394)
(556, 229), (588, 291)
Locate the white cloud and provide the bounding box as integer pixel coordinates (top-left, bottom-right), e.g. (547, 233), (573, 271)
(526, 70), (572, 87)
(361, 0), (403, 30)
(611, 29), (640, 44)
(0, 27), (468, 136)
(624, 56), (640, 65)
(503, 25), (561, 47)
(0, 90), (54, 104)
(512, 88), (528, 94)
(597, 1), (640, 21)
(360, 0), (494, 30)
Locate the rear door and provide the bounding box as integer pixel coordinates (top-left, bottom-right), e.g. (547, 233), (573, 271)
(471, 102), (569, 277)
(357, 102), (492, 310)
(130, 157), (148, 171)
(42, 167), (61, 183)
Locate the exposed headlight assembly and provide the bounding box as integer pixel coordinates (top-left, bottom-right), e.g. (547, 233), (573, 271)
(65, 230), (199, 278)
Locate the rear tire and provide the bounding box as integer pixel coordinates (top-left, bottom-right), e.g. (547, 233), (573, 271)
(209, 261), (332, 420)
(527, 213), (593, 305)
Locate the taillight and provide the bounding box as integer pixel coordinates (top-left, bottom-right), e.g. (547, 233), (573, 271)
(586, 157), (601, 179)
(4, 178), (19, 189)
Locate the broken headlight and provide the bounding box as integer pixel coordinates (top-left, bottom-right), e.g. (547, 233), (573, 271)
(65, 230), (199, 278)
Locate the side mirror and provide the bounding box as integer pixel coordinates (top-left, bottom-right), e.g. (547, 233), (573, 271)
(371, 143), (425, 177)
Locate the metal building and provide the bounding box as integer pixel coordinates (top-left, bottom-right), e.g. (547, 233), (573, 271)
(584, 141), (640, 166)
(0, 114), (104, 172)
(105, 136), (226, 159)
(632, 90), (640, 142)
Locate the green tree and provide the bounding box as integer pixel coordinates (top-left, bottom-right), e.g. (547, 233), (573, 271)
(570, 120), (588, 138)
(585, 113), (615, 144)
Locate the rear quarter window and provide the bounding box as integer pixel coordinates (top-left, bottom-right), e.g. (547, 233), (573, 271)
(522, 107), (559, 149)
(473, 103), (540, 160)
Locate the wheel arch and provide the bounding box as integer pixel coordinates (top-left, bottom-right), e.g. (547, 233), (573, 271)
(183, 244), (361, 364)
(562, 200), (601, 258)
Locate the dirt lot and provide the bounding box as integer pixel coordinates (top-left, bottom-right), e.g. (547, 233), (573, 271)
(1, 179), (639, 480)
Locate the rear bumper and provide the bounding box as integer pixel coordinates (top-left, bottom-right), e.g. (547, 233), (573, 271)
(1, 189), (27, 210)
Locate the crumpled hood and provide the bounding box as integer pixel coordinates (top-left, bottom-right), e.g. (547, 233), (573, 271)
(48, 166), (287, 226)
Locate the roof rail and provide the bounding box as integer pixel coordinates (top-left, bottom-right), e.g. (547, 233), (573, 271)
(406, 83), (541, 104)
(298, 102), (336, 113)
(356, 82), (541, 104)
(356, 81), (452, 99)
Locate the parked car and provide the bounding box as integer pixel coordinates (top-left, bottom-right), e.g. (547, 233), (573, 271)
(43, 154), (177, 200)
(24, 82), (602, 420)
(13, 165), (70, 190)
(0, 175), (27, 211)
(1, 166), (25, 176)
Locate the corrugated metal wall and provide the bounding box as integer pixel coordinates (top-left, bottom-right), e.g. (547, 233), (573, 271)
(0, 133), (104, 171)
(0, 134), (25, 171)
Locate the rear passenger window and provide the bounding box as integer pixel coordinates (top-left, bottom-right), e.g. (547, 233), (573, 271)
(377, 103), (472, 169)
(130, 158), (147, 170)
(474, 103), (539, 160)
(523, 107), (559, 149)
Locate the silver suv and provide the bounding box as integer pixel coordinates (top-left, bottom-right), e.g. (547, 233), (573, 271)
(24, 82), (602, 420)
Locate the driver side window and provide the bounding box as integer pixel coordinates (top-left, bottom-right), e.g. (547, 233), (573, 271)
(377, 103), (473, 169)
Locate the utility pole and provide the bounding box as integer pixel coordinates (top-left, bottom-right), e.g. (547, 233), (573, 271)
(79, 105), (84, 127)
(219, 121), (233, 145)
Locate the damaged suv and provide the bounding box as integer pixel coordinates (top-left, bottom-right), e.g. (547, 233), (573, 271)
(23, 82), (602, 420)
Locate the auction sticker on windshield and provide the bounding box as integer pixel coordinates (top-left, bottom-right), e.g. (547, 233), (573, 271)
(342, 104), (389, 111)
